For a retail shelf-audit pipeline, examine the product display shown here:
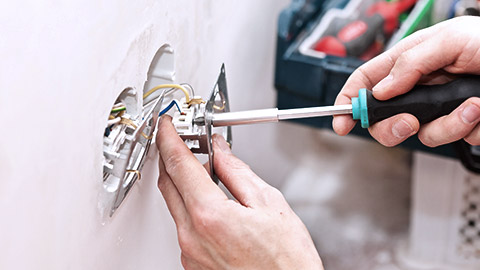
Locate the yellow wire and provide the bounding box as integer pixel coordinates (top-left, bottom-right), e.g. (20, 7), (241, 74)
(126, 170), (141, 180)
(213, 100), (226, 111)
(143, 84), (190, 103)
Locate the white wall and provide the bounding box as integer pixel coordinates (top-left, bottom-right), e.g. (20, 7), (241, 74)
(0, 0), (293, 269)
(1, 1), (419, 269)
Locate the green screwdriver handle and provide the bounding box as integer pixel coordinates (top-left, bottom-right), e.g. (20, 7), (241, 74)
(352, 75), (480, 128)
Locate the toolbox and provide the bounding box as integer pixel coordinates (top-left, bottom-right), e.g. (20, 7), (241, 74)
(274, 0), (472, 161)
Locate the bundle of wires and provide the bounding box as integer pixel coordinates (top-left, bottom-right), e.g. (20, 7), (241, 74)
(143, 84), (191, 102)
(105, 83), (195, 137)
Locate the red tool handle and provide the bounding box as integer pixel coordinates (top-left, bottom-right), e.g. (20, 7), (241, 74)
(313, 0), (416, 58)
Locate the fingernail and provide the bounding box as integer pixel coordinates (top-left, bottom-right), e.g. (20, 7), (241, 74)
(373, 74), (393, 93)
(392, 119), (414, 139)
(462, 104), (480, 124)
(213, 135), (231, 153)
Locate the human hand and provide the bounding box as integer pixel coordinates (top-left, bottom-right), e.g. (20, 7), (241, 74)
(155, 116), (323, 270)
(333, 16), (480, 147)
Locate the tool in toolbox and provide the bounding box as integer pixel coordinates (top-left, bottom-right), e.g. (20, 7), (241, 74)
(313, 0), (417, 59)
(195, 76), (480, 129)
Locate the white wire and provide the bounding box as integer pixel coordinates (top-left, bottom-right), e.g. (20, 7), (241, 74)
(181, 83), (195, 96)
(107, 117), (121, 126)
(143, 88), (175, 109)
(112, 103), (125, 109)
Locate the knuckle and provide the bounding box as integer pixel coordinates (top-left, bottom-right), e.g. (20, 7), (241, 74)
(396, 50), (411, 65)
(418, 132), (438, 148)
(418, 115), (471, 147)
(177, 228), (202, 260)
(178, 232), (194, 255)
(409, 30), (426, 46)
(397, 50), (426, 77)
(464, 137), (479, 145)
(466, 97), (480, 106)
(396, 51), (415, 70)
(220, 156), (259, 181)
(225, 156), (250, 171)
(190, 207), (222, 234)
(157, 170), (172, 191)
(355, 66), (374, 87)
(464, 134), (480, 145)
(396, 27), (426, 51)
(180, 253), (193, 270)
(157, 176), (167, 192)
(269, 186), (285, 199)
(444, 111), (474, 138)
(259, 186), (286, 205)
(439, 123), (457, 141)
(384, 52), (396, 69)
(163, 152), (184, 175)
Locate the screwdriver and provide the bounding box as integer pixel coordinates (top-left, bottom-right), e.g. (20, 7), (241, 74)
(200, 76), (480, 128)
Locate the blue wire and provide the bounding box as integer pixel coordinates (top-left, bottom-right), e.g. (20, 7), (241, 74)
(159, 100), (182, 116)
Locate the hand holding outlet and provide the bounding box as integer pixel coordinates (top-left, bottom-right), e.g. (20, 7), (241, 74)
(155, 116), (323, 270)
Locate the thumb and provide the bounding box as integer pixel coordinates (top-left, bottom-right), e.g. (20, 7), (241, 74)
(212, 134), (269, 207)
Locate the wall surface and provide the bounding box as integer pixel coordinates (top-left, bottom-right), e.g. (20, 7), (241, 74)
(0, 1), (290, 269)
(0, 1), (415, 270)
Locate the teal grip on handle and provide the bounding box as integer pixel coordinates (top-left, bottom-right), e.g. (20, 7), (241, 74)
(351, 88), (369, 128)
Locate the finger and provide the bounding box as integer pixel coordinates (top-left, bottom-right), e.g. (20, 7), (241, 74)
(156, 115), (227, 210)
(333, 26), (437, 135)
(443, 17), (480, 74)
(157, 154), (189, 228)
(333, 55), (395, 135)
(368, 113), (419, 147)
(464, 123), (480, 145)
(418, 98), (480, 147)
(372, 24), (470, 100)
(203, 162), (210, 174)
(417, 70), (457, 85)
(212, 134), (269, 207)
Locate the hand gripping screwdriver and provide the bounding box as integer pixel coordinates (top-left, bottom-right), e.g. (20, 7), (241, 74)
(200, 76), (480, 128)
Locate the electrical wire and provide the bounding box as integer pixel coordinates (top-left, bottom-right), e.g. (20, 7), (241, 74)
(106, 84), (194, 139)
(117, 84), (198, 113)
(142, 88), (172, 109)
(159, 100), (182, 116)
(116, 110), (125, 118)
(126, 170), (141, 180)
(143, 84), (190, 103)
(119, 118), (153, 140)
(111, 106), (126, 113)
(181, 83), (195, 96)
(107, 117), (121, 126)
(213, 100), (226, 111)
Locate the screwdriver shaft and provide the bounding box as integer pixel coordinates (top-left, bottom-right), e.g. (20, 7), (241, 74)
(278, 104), (353, 120)
(211, 104), (352, 127)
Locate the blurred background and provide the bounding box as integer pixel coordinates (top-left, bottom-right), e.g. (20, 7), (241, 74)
(1, 0), (479, 269)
